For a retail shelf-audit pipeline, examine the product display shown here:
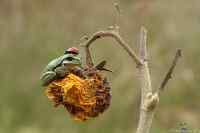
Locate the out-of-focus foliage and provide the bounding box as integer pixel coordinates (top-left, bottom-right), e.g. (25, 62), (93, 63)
(0, 0), (199, 133)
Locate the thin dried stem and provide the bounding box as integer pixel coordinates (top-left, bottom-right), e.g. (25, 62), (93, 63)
(139, 27), (148, 61)
(81, 30), (143, 67)
(158, 49), (182, 92)
(114, 2), (121, 27)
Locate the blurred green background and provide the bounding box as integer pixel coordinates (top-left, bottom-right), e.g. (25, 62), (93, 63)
(0, 0), (199, 133)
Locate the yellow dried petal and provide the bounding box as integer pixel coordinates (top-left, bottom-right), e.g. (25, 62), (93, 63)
(45, 72), (111, 121)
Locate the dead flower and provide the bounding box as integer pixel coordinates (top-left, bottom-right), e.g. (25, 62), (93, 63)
(45, 69), (111, 121)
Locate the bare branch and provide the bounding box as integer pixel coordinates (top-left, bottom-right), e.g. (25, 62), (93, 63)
(139, 26), (148, 61)
(114, 2), (121, 15)
(80, 30), (143, 67)
(114, 2), (121, 27)
(136, 28), (181, 133)
(138, 26), (152, 106)
(136, 26), (157, 133)
(158, 49), (182, 92)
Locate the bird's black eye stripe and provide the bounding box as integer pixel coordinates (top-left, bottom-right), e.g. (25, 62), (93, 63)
(66, 57), (73, 61)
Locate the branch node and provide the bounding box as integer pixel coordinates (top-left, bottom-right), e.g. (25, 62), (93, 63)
(107, 26), (115, 30)
(142, 93), (159, 112)
(80, 35), (89, 42)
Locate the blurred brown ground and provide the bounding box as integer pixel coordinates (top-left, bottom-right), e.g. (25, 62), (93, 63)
(0, 0), (199, 133)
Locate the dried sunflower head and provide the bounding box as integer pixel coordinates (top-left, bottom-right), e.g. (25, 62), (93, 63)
(45, 68), (111, 121)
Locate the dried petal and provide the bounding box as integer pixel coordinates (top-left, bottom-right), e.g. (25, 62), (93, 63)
(45, 69), (111, 121)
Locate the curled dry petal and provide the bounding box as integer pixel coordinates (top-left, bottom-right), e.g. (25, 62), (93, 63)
(45, 69), (111, 121)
